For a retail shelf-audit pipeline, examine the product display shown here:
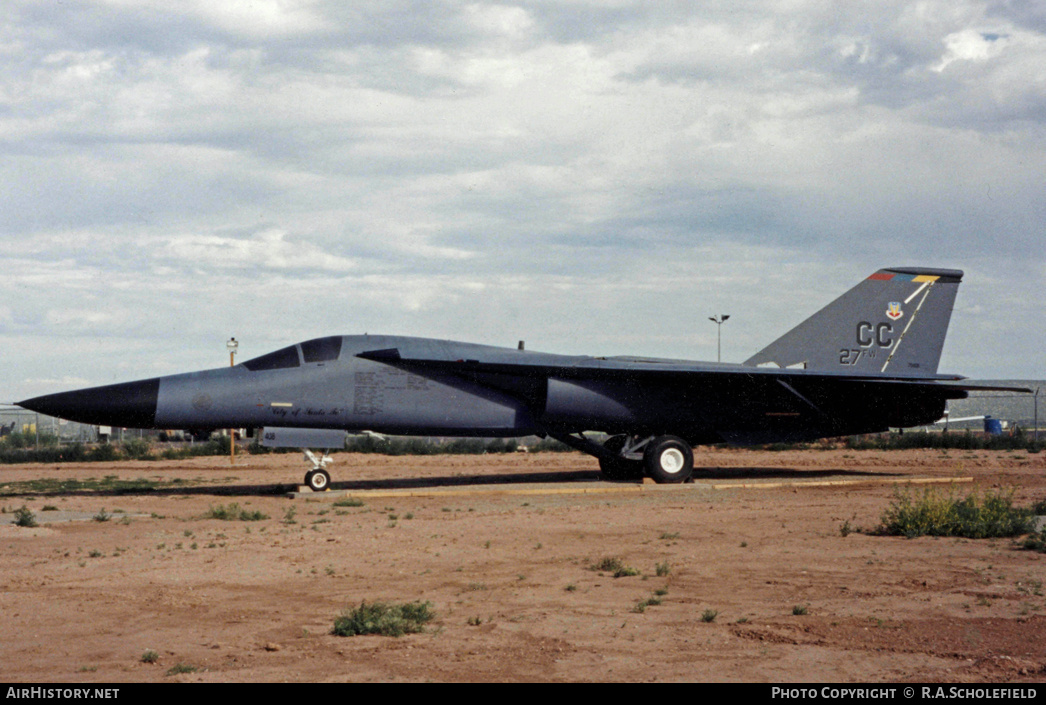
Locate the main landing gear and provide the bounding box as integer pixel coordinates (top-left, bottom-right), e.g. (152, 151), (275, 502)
(603, 434), (694, 484)
(641, 435), (694, 484)
(552, 432), (695, 484)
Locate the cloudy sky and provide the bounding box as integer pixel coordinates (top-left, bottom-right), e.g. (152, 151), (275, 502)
(3, 0), (1044, 400)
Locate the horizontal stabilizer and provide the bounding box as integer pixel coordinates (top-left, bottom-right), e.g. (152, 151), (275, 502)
(937, 382), (1032, 393)
(933, 415), (986, 424)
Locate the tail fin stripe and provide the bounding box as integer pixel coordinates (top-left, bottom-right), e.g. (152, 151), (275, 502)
(904, 281), (932, 304)
(881, 282), (935, 373)
(871, 272), (953, 284)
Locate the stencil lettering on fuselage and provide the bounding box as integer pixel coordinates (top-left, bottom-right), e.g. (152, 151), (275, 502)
(353, 369), (431, 415)
(353, 371), (383, 415)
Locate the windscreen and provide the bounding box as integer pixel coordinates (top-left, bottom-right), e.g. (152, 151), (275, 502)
(242, 345), (301, 371)
(300, 336), (343, 363)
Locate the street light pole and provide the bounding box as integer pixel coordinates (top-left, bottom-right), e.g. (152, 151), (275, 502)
(708, 315), (730, 363)
(1035, 387), (1040, 443)
(227, 338), (238, 464)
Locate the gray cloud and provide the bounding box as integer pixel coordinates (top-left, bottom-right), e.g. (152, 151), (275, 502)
(2, 1), (1043, 400)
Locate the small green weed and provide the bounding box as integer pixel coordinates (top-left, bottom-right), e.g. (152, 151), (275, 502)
(13, 505), (37, 527)
(701, 609), (719, 623)
(590, 556), (640, 577)
(165, 663), (197, 676)
(1021, 528), (1046, 553)
(332, 601), (435, 637)
(205, 503), (268, 521)
(877, 488), (1036, 539)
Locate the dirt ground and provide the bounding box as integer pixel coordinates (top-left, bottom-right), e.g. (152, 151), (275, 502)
(1, 446), (1045, 683)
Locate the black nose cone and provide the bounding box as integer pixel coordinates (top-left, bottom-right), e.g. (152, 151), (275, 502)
(18, 378), (160, 428)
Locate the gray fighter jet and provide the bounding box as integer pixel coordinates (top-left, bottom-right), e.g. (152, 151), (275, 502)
(18, 267), (1013, 490)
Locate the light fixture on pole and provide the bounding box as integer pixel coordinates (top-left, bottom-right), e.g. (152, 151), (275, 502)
(227, 338), (238, 464)
(708, 315), (730, 363)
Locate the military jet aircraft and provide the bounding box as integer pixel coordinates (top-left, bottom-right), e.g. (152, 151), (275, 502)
(18, 266), (1014, 490)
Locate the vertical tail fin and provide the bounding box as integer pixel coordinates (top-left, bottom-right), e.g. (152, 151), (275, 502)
(744, 267), (963, 376)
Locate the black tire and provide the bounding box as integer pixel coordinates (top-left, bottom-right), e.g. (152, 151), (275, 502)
(598, 435), (643, 481)
(305, 469), (331, 492)
(643, 436), (693, 484)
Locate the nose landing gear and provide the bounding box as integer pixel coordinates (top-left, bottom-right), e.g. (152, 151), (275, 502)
(302, 449), (333, 492)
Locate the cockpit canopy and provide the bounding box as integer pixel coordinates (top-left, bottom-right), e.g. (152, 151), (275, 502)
(242, 336), (343, 371)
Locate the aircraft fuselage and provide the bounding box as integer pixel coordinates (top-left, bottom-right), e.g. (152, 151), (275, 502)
(21, 333), (958, 446)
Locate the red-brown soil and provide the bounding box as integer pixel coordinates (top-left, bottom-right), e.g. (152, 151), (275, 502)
(1, 447), (1044, 682)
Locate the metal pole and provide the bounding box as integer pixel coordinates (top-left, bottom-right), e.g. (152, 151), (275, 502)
(708, 315), (730, 363)
(228, 338), (238, 465)
(230, 348), (235, 465)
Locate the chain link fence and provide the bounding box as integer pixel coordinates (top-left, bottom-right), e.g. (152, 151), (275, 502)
(0, 405), (101, 445)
